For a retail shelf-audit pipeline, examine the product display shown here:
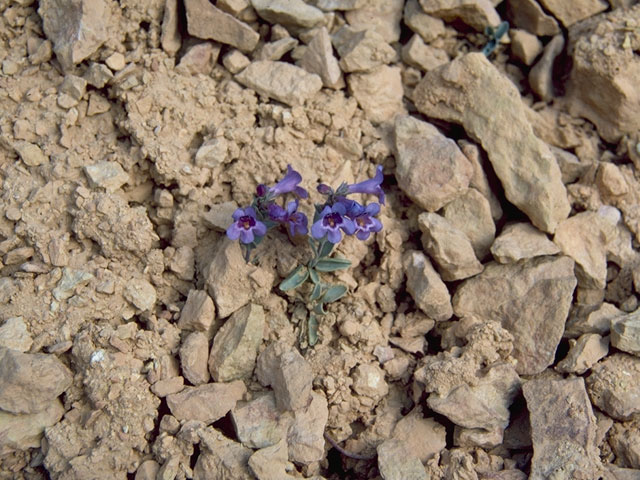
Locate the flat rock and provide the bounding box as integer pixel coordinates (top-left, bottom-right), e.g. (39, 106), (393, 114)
(391, 407), (446, 462)
(566, 301), (625, 338)
(378, 439), (428, 480)
(566, 6), (640, 142)
(395, 115), (473, 212)
(166, 381), (246, 424)
(177, 42), (220, 75)
(14, 141), (48, 166)
(161, 0), (181, 55)
(491, 222), (560, 263)
(352, 363), (389, 399)
(418, 0), (501, 31)
(402, 35), (449, 72)
(611, 309), (640, 356)
(151, 376), (184, 397)
(222, 50), (250, 74)
(344, 0), (404, 43)
(251, 0), (325, 28)
(538, 0), (608, 27)
(413, 53), (570, 233)
(0, 317), (33, 352)
(84, 161), (129, 192)
(554, 210), (618, 289)
(557, 333), (609, 375)
(510, 29), (543, 66)
(442, 188), (495, 260)
(0, 399), (64, 454)
(311, 0), (367, 10)
(418, 212), (483, 282)
(38, 0), (109, 70)
(404, 250), (453, 321)
(348, 65), (405, 124)
(332, 26), (397, 73)
(287, 391), (328, 464)
(404, 0), (446, 43)
(52, 267), (93, 301)
(236, 61), (322, 107)
(231, 392), (291, 449)
(529, 34), (564, 102)
(524, 377), (602, 480)
(256, 37), (297, 62)
(202, 202), (239, 232)
(453, 256), (576, 375)
(124, 278), (156, 312)
(587, 353), (640, 421)
(180, 332), (210, 385)
(506, 0), (560, 36)
(195, 429), (253, 479)
(184, 0), (259, 52)
(248, 439), (296, 480)
(208, 303), (264, 382)
(299, 27), (344, 89)
(0, 348), (73, 414)
(178, 289), (216, 337)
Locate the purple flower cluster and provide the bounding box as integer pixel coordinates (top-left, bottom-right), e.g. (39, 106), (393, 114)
(227, 164), (384, 246)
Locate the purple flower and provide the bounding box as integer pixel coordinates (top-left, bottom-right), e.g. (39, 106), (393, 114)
(227, 207), (267, 244)
(352, 203), (383, 240)
(311, 203), (355, 244)
(270, 165), (308, 199)
(317, 184), (332, 195)
(346, 165), (385, 205)
(268, 200), (308, 237)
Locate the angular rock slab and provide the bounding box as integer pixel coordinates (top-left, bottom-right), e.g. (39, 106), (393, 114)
(299, 27), (343, 89)
(236, 61), (322, 107)
(506, 0), (560, 36)
(166, 381), (246, 424)
(348, 65), (405, 124)
(404, 250), (453, 321)
(0, 399), (64, 453)
(611, 309), (640, 356)
(587, 354), (640, 421)
(377, 439), (428, 480)
(538, 0), (608, 27)
(251, 0), (325, 28)
(413, 53), (570, 233)
(453, 256), (577, 375)
(523, 377), (603, 480)
(491, 222), (560, 264)
(418, 0), (500, 31)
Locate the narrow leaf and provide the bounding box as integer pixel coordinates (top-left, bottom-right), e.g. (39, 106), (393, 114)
(318, 240), (335, 258)
(309, 282), (323, 302)
(308, 314), (318, 346)
(308, 268), (319, 284)
(314, 257), (352, 272)
(279, 266), (309, 291)
(321, 285), (347, 303)
(308, 237), (318, 257)
(313, 303), (326, 315)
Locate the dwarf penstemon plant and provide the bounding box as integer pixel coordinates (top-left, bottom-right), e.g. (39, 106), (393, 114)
(227, 164), (384, 346)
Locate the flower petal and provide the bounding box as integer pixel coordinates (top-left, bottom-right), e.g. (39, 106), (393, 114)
(369, 217), (383, 232)
(226, 223), (242, 240)
(239, 229), (254, 244)
(365, 203), (380, 216)
(341, 217), (356, 235)
(231, 208), (245, 221)
(356, 230), (370, 240)
(327, 228), (342, 244)
(311, 221), (326, 239)
(253, 221), (267, 236)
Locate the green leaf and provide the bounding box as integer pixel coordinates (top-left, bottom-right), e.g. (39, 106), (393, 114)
(308, 314), (318, 346)
(318, 240), (335, 258)
(314, 257), (351, 272)
(308, 268), (319, 284)
(279, 266), (309, 291)
(321, 285), (347, 303)
(308, 237), (318, 257)
(309, 282), (323, 302)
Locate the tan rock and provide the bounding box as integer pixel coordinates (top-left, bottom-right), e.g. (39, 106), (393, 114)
(404, 0), (446, 43)
(0, 317), (32, 352)
(402, 34), (449, 72)
(550, 144), (589, 184)
(404, 250), (453, 321)
(248, 439), (297, 480)
(510, 29), (543, 66)
(506, 0), (560, 36)
(299, 27), (344, 89)
(14, 141), (48, 167)
(344, 0), (404, 43)
(348, 65), (405, 124)
(529, 34), (564, 102)
(195, 137), (230, 169)
(0, 399), (64, 454)
(236, 61), (322, 106)
(177, 42), (220, 76)
(180, 332), (210, 385)
(86, 92), (110, 116)
(597, 162), (629, 198)
(287, 391), (328, 464)
(161, 0), (181, 55)
(208, 303), (264, 382)
(184, 0), (259, 52)
(0, 348), (73, 414)
(557, 333), (610, 374)
(84, 62), (113, 88)
(378, 439), (428, 480)
(251, 0), (325, 28)
(418, 0), (501, 31)
(442, 189), (495, 260)
(491, 222), (560, 263)
(395, 115), (473, 212)
(84, 161), (129, 192)
(609, 423), (640, 470)
(352, 363), (389, 399)
(151, 376), (185, 397)
(124, 278), (156, 312)
(255, 37), (297, 62)
(453, 256), (576, 375)
(166, 381), (246, 424)
(312, 0), (366, 10)
(538, 0), (608, 27)
(587, 354), (640, 421)
(391, 407), (446, 462)
(202, 201), (239, 232)
(178, 289), (216, 337)
(222, 49), (250, 74)
(418, 212), (483, 282)
(458, 140), (503, 221)
(217, 0), (250, 16)
(332, 26), (397, 73)
(231, 392), (291, 449)
(566, 301), (625, 338)
(524, 377), (602, 480)
(611, 309), (640, 356)
(195, 429), (253, 479)
(414, 53), (570, 233)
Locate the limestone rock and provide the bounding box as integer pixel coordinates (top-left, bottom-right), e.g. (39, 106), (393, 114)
(491, 222), (560, 263)
(184, 0), (259, 52)
(180, 332), (210, 385)
(84, 161), (129, 192)
(251, 0), (324, 28)
(597, 163), (630, 199)
(391, 407), (446, 462)
(418, 0), (501, 31)
(38, 0), (109, 70)
(609, 423), (640, 470)
(506, 0), (560, 36)
(566, 302), (625, 338)
(453, 256), (577, 375)
(352, 363), (389, 399)
(0, 399), (64, 454)
(529, 34), (564, 102)
(0, 317), (32, 352)
(177, 42), (220, 75)
(236, 61), (322, 106)
(378, 439), (428, 480)
(231, 392), (291, 449)
(194, 429), (253, 479)
(287, 391), (328, 464)
(344, 0), (404, 43)
(299, 27), (344, 89)
(442, 188), (495, 260)
(178, 289), (216, 337)
(402, 34), (449, 72)
(150, 376), (184, 397)
(202, 201), (239, 232)
(510, 29), (543, 66)
(248, 439), (296, 480)
(557, 333), (609, 375)
(14, 141), (48, 167)
(587, 353), (640, 421)
(311, 0), (366, 10)
(404, 250), (453, 321)
(418, 212), (483, 282)
(348, 65), (405, 124)
(332, 26), (397, 73)
(538, 0), (608, 27)
(395, 115), (473, 212)
(161, 0), (181, 55)
(222, 50), (250, 74)
(458, 140), (503, 221)
(611, 309), (640, 356)
(554, 210), (618, 289)
(52, 267), (93, 301)
(166, 381), (246, 424)
(566, 6), (640, 142)
(0, 348), (73, 414)
(195, 137), (230, 169)
(208, 303), (264, 382)
(414, 53), (570, 233)
(404, 0), (446, 43)
(124, 278), (156, 312)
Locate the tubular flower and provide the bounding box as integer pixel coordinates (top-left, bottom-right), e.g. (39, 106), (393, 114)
(311, 203), (355, 244)
(270, 165), (308, 199)
(226, 207), (267, 244)
(268, 200), (308, 237)
(346, 165), (385, 205)
(351, 203), (383, 240)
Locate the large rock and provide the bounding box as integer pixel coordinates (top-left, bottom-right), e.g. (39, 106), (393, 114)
(404, 0), (446, 43)
(298, 27), (343, 89)
(208, 303), (264, 382)
(506, 0), (560, 36)
(344, 0), (404, 43)
(231, 392), (291, 449)
(180, 332), (210, 385)
(394, 115), (473, 212)
(587, 354), (640, 421)
(453, 256), (577, 375)
(418, 0), (500, 31)
(0, 348), (73, 414)
(538, 0), (608, 27)
(178, 289), (216, 337)
(402, 35), (449, 72)
(566, 6), (640, 142)
(248, 439), (296, 480)
(0, 317), (33, 352)
(391, 407), (446, 462)
(377, 439), (428, 480)
(491, 222), (560, 264)
(404, 250), (453, 321)
(251, 0), (324, 28)
(611, 309), (640, 357)
(166, 381), (246, 424)
(529, 34), (564, 102)
(348, 65), (405, 124)
(287, 391), (328, 464)
(195, 429), (253, 480)
(38, 0), (109, 70)
(413, 53), (570, 233)
(556, 333), (609, 375)
(0, 400), (65, 454)
(332, 25), (397, 73)
(523, 377), (603, 480)
(236, 61), (322, 107)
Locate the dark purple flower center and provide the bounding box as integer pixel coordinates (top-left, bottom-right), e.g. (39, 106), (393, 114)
(324, 212), (343, 228)
(356, 216), (370, 227)
(240, 215), (256, 230)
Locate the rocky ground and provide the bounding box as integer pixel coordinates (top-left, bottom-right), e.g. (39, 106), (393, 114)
(1, 0), (640, 478)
